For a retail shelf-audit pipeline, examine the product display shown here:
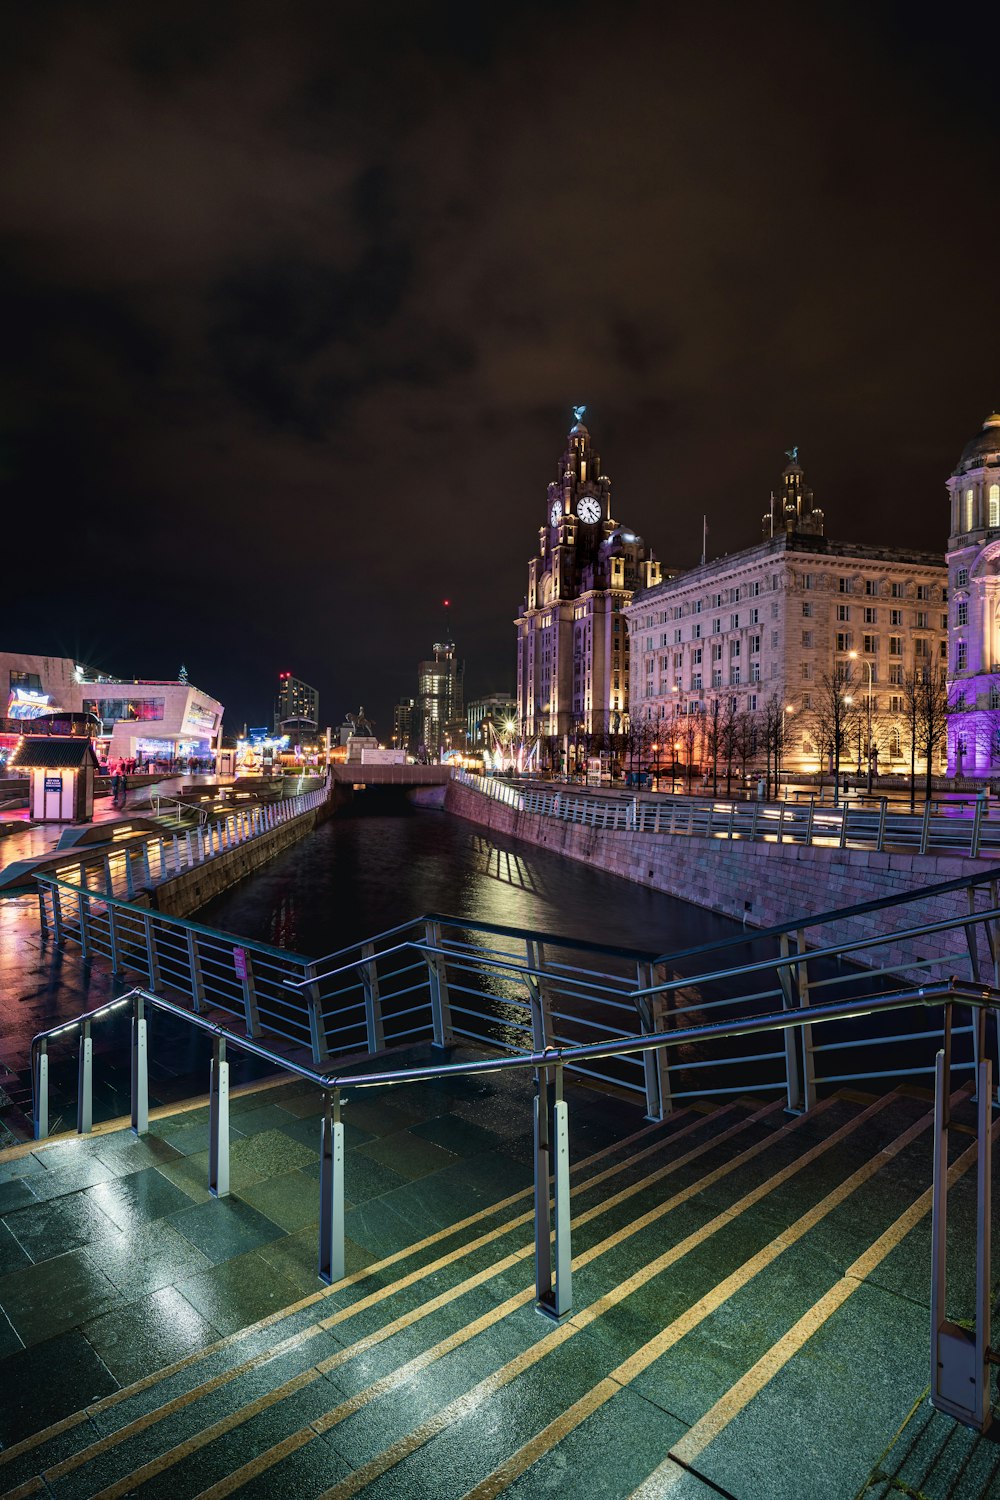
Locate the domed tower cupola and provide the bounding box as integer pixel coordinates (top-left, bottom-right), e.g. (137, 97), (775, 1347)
(762, 447), (825, 540)
(947, 412), (1000, 544)
(545, 406), (614, 529)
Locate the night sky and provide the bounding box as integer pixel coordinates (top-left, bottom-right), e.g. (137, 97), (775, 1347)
(2, 1), (998, 735)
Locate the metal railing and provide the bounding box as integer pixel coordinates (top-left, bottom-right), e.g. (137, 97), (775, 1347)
(31, 782), (329, 904)
(457, 770), (1000, 859)
(28, 977), (1000, 1433)
(31, 859), (1000, 1126)
(149, 791), (210, 826)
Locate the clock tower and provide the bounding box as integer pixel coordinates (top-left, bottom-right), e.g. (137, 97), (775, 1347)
(515, 410), (663, 768)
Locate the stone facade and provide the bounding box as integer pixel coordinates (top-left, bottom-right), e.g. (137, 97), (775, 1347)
(625, 455), (947, 776)
(945, 412), (1000, 776)
(515, 412), (662, 759)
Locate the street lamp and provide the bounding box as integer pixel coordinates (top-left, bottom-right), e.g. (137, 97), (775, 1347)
(849, 651), (875, 793)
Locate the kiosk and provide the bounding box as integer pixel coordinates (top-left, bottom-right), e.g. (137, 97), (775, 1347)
(11, 736), (100, 823)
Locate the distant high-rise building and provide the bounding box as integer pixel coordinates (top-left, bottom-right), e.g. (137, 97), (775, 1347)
(393, 697), (415, 754)
(275, 672), (319, 733)
(466, 693), (517, 750)
(417, 639), (464, 759)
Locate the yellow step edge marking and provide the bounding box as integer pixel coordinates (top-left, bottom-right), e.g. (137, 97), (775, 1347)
(630, 1118), (1000, 1499)
(1, 1104), (699, 1475)
(460, 1098), (941, 1498)
(189, 1098), (876, 1500)
(79, 1103), (781, 1499)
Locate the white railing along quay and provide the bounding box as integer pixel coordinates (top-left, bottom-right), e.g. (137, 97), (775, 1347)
(41, 783), (330, 902)
(457, 771), (1000, 859)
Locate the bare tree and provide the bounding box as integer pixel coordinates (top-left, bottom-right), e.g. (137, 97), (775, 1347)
(810, 666), (859, 806)
(917, 665), (950, 801)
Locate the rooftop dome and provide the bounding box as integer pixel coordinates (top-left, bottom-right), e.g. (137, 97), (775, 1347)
(957, 412), (1000, 472)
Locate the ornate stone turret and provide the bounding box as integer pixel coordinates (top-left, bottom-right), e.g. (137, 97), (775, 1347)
(946, 412), (1000, 776)
(545, 406), (614, 528)
(762, 447), (825, 540)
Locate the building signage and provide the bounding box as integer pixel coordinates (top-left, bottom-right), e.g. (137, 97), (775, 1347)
(44, 776), (63, 793)
(8, 689), (52, 720)
(233, 947), (247, 981)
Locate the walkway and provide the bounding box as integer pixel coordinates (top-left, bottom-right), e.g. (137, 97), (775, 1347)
(0, 1056), (993, 1498)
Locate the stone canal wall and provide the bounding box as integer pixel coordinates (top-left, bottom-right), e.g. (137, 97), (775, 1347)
(444, 779), (999, 975)
(144, 797), (334, 919)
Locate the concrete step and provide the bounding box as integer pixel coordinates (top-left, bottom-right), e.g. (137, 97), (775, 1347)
(0, 1084), (992, 1500)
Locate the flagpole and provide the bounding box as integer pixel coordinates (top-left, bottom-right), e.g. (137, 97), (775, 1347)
(701, 515), (707, 567)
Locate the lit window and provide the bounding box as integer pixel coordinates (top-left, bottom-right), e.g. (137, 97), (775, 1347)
(991, 484), (1000, 528)
(966, 488), (975, 531)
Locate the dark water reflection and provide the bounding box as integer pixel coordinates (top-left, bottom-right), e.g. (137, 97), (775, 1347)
(197, 805), (743, 961)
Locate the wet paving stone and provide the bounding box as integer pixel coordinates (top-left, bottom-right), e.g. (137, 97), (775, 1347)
(81, 1217), (213, 1298)
(0, 1326), (120, 1446)
(0, 1246), (121, 1345)
(168, 1195), (286, 1264)
(355, 1128), (459, 1182)
(82, 1283), (222, 1387)
(236, 1168), (321, 1232)
(1, 1184), (122, 1264)
(82, 1163), (197, 1232)
(0, 1174), (38, 1213)
(175, 1247), (307, 1336)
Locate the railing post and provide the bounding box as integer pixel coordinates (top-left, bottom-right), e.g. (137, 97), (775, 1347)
(77, 1020), (93, 1135)
(804, 799), (816, 846)
(34, 1040), (49, 1140)
(971, 796), (985, 859)
(125, 848), (137, 898)
(37, 885), (49, 942)
(839, 806), (850, 849)
(130, 993), (148, 1137)
(187, 928), (205, 1013)
(103, 851), (115, 896)
(796, 930), (816, 1111)
(637, 962), (671, 1121)
(141, 843), (153, 886)
(930, 1018), (994, 1434)
(208, 1035), (230, 1197)
(749, 802), (760, 841)
(359, 945), (385, 1055)
(920, 799), (933, 855)
(236, 948), (261, 1038)
(145, 916), (162, 991)
(535, 1062), (572, 1320)
(776, 804), (786, 844)
(304, 962), (332, 1063)
(876, 797), (888, 852)
(777, 933), (804, 1113)
(318, 1090), (346, 1285)
(50, 882), (64, 946)
(77, 888), (90, 962)
(524, 939), (552, 1051)
(424, 920), (454, 1049)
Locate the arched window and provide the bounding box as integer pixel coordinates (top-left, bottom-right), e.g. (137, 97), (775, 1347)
(889, 729), (901, 759)
(966, 487), (975, 531)
(990, 483), (1000, 529)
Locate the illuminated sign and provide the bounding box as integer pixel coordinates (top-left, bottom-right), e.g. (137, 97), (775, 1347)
(7, 689), (52, 720)
(183, 700), (217, 734)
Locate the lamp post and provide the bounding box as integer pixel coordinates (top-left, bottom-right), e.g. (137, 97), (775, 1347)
(849, 651), (875, 793)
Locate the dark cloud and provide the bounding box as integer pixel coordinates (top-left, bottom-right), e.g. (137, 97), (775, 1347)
(0, 1), (998, 731)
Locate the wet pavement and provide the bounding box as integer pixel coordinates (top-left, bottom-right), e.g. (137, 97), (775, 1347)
(0, 1063), (995, 1498)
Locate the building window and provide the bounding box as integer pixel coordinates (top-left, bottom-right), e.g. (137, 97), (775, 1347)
(750, 634), (760, 654)
(801, 601), (813, 618)
(956, 568), (969, 587)
(803, 574), (814, 590)
(914, 638), (929, 658)
(802, 630), (813, 648)
(863, 635), (877, 653)
(890, 609), (902, 626)
(839, 577), (852, 593)
(888, 636), (902, 657)
(712, 669), (722, 688)
(891, 582), (904, 599)
(916, 584), (930, 601)
(956, 602), (968, 627)
(991, 685), (1000, 711)
(864, 607), (877, 624)
(693, 623), (702, 639)
(730, 613), (739, 630)
(915, 610), (928, 628)
(729, 639), (741, 659)
(751, 662), (760, 681)
(836, 632), (852, 652)
(749, 608), (760, 624)
(991, 484), (1000, 528)
(837, 604), (850, 621)
(712, 619), (721, 634)
(712, 642), (723, 662)
(692, 647), (703, 665)
(956, 641), (967, 671)
(749, 581), (760, 596)
(771, 629), (779, 648)
(674, 629), (682, 644)
(889, 664), (903, 684)
(731, 667), (741, 685)
(692, 673), (703, 690)
(966, 488), (975, 531)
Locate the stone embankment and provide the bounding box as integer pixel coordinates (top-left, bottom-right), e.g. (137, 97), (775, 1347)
(445, 779), (1000, 975)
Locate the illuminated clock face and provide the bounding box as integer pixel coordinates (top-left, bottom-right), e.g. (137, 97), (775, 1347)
(577, 496), (602, 524)
(550, 501), (562, 526)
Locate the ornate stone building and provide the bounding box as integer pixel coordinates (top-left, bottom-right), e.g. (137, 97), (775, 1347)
(626, 453), (947, 776)
(514, 412), (662, 763)
(945, 411), (1000, 775)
